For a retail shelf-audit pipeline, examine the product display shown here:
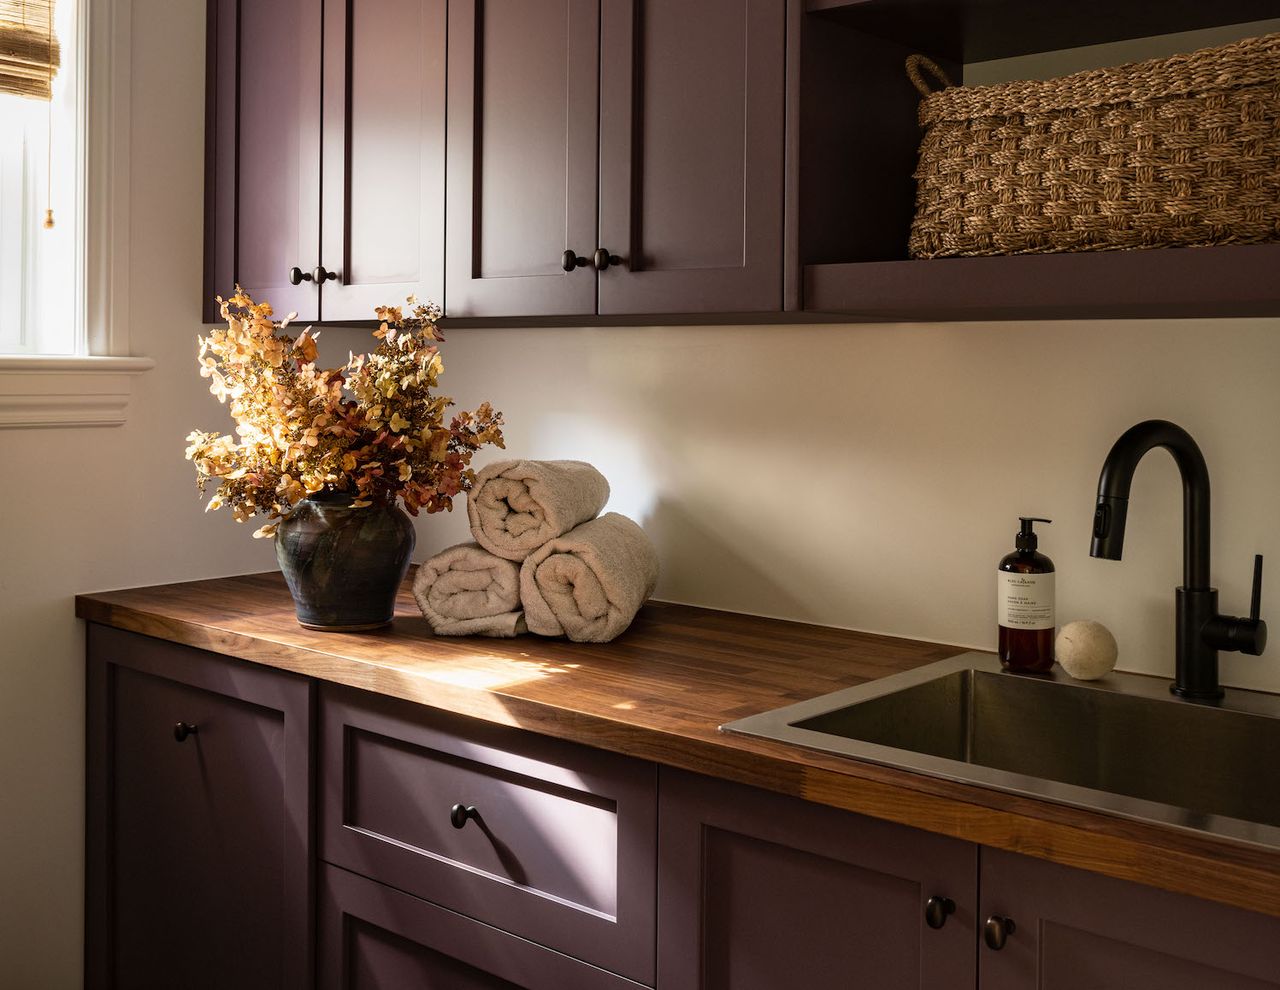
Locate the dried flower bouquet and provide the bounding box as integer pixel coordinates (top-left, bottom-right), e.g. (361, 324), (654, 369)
(186, 289), (504, 538)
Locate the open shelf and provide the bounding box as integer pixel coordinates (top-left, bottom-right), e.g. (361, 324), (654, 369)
(805, 0), (1280, 62)
(804, 244), (1280, 322)
(793, 3), (1280, 321)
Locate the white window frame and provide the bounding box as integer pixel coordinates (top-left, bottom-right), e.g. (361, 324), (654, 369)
(0, 0), (152, 429)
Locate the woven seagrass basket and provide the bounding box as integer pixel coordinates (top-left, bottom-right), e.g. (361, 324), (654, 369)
(905, 34), (1280, 259)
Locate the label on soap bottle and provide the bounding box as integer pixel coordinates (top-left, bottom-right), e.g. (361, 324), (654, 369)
(998, 572), (1055, 630)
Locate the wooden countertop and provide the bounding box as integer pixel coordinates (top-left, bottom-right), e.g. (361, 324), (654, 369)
(76, 572), (1280, 917)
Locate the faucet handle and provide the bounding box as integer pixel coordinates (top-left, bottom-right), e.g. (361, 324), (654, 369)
(1206, 555), (1267, 657)
(1250, 554), (1264, 624)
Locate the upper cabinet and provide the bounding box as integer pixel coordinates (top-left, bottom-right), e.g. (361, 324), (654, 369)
(207, 0), (1280, 325)
(445, 0), (787, 319)
(596, 0), (786, 316)
(444, 0), (602, 318)
(204, 0), (446, 323)
(206, 0), (322, 321)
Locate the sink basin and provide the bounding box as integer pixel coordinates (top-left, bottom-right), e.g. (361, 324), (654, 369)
(722, 653), (1280, 849)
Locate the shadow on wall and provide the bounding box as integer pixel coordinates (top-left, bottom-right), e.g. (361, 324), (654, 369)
(641, 496), (814, 622)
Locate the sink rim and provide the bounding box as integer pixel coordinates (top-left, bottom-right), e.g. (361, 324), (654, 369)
(721, 652), (1280, 853)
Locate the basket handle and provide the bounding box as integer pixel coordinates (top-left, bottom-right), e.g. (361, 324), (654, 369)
(905, 55), (954, 96)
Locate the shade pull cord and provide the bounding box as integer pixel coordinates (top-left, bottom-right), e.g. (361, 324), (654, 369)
(43, 2), (53, 229)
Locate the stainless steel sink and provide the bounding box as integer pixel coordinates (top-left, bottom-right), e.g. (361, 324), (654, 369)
(722, 653), (1280, 849)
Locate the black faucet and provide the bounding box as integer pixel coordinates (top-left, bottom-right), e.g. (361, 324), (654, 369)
(1090, 420), (1267, 699)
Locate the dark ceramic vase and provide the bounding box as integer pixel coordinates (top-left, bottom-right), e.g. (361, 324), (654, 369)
(274, 490), (416, 631)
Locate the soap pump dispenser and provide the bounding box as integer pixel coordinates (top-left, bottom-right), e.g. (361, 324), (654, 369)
(998, 517), (1055, 672)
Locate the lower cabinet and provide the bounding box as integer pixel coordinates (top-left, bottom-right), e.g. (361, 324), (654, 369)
(657, 768), (978, 989)
(320, 864), (646, 989)
(85, 626), (312, 989)
(85, 626), (1280, 990)
(979, 847), (1280, 989)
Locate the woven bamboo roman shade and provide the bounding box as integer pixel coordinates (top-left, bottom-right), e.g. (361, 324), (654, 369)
(0, 0), (59, 100)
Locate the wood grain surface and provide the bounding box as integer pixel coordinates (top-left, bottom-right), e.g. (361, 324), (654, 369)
(76, 571), (1280, 918)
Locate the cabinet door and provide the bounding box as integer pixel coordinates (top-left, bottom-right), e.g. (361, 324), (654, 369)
(597, 0), (786, 315)
(85, 626), (313, 989)
(445, 0), (600, 317)
(320, 865), (646, 990)
(320, 0), (446, 320)
(658, 768), (977, 990)
(205, 0), (322, 321)
(979, 848), (1280, 989)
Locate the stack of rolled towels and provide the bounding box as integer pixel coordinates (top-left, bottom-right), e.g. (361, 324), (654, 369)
(412, 460), (659, 643)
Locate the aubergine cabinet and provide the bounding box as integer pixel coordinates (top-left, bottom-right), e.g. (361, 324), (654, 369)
(86, 626), (1280, 989)
(444, 0), (786, 319)
(85, 626), (313, 989)
(204, 0), (446, 322)
(656, 767), (978, 989)
(978, 847), (1280, 989)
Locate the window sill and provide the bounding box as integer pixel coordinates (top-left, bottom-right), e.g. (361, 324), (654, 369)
(0, 354), (156, 428)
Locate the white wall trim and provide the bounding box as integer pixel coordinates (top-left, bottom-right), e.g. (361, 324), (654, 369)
(84, 0), (132, 359)
(0, 355), (155, 428)
(1, 0), (150, 429)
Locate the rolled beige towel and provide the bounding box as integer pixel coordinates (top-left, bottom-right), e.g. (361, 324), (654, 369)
(412, 542), (527, 638)
(467, 459), (610, 562)
(520, 513), (659, 643)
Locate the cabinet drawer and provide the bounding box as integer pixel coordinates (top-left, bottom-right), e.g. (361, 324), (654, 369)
(320, 685), (656, 984)
(320, 864), (645, 990)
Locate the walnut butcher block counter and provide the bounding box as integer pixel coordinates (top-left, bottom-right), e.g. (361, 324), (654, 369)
(77, 571), (1280, 922)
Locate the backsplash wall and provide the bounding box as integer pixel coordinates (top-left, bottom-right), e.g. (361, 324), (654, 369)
(414, 318), (1280, 693)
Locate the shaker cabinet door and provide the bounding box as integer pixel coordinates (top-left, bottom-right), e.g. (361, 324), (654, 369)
(597, 0), (786, 315)
(205, 0), (322, 321)
(319, 0), (447, 320)
(657, 768), (977, 990)
(978, 848), (1280, 990)
(85, 626), (313, 990)
(444, 0), (601, 317)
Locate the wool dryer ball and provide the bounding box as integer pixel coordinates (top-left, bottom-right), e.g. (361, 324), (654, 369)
(1055, 620), (1119, 680)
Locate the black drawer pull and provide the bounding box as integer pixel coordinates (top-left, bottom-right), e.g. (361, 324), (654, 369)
(925, 895), (955, 929)
(288, 266), (313, 285)
(450, 803), (478, 829)
(173, 721), (198, 742)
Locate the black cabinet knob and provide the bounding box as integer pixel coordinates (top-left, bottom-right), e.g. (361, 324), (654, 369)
(983, 915), (1016, 950)
(450, 803), (478, 829)
(312, 265), (339, 283)
(561, 249), (589, 272)
(592, 248), (623, 271)
(173, 721), (198, 742)
(288, 266), (314, 285)
(924, 895), (955, 930)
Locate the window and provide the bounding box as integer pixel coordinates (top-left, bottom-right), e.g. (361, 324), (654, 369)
(0, 0), (152, 428)
(0, 0), (80, 355)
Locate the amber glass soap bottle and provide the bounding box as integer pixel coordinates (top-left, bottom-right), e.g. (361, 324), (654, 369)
(998, 517), (1055, 672)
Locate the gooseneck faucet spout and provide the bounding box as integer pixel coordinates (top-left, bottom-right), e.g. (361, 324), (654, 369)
(1089, 420), (1266, 700)
(1090, 421), (1211, 589)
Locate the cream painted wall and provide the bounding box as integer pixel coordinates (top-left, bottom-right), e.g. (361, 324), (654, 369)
(419, 320), (1280, 697)
(1, 5), (1279, 987)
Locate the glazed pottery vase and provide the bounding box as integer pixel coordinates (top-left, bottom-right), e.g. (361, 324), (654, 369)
(274, 490), (416, 631)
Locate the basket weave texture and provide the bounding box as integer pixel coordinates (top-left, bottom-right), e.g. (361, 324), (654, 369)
(906, 34), (1280, 259)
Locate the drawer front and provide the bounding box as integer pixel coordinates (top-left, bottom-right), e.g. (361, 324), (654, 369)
(320, 865), (645, 990)
(321, 685), (656, 984)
